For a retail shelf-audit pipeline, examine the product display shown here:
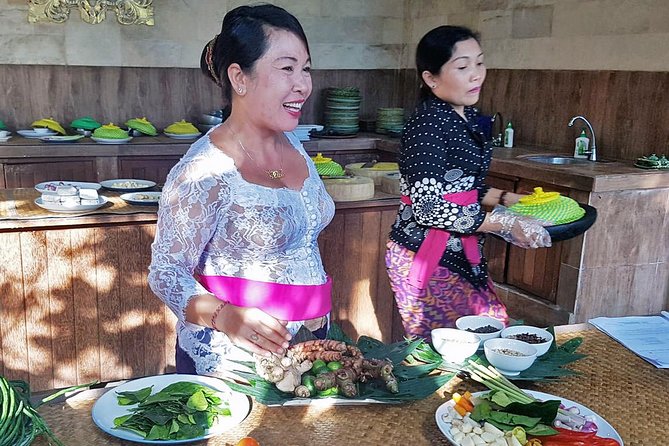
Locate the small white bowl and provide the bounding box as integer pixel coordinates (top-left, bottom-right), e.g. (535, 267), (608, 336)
(455, 315), (505, 342)
(0, 130), (10, 138)
(484, 338), (537, 376)
(500, 325), (554, 356)
(431, 327), (480, 364)
(33, 127), (51, 134)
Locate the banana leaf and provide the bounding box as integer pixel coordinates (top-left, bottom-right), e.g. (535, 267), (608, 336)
(410, 327), (586, 382)
(223, 323), (449, 406)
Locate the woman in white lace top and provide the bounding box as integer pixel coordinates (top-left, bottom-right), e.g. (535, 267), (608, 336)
(148, 4), (335, 376)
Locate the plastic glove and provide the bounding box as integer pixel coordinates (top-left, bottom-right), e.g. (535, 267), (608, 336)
(487, 206), (552, 249)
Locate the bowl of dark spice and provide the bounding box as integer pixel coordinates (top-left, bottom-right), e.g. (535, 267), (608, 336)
(483, 338), (537, 376)
(455, 315), (505, 343)
(500, 325), (554, 356)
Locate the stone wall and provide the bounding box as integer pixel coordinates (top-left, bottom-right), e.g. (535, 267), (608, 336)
(1, 0), (667, 70)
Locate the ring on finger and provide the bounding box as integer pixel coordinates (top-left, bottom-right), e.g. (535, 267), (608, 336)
(250, 332), (260, 342)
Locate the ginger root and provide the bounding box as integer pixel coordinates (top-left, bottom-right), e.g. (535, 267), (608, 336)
(254, 353), (312, 393)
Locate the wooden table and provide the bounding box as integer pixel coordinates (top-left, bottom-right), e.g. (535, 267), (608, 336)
(31, 326), (668, 445)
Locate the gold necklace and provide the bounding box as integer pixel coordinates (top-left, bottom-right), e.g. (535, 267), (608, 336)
(228, 124), (285, 180)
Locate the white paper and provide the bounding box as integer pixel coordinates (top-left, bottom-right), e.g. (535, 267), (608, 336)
(588, 312), (669, 368)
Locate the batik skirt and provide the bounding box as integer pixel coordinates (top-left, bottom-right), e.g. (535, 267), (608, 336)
(385, 240), (508, 341)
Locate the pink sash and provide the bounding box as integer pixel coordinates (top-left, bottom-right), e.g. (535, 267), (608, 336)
(197, 274), (332, 321)
(402, 190), (481, 290)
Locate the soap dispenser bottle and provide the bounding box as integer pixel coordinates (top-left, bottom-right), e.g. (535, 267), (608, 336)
(574, 129), (589, 159)
(503, 122), (514, 148)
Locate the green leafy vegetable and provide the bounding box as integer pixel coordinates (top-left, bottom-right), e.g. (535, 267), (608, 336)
(0, 375), (94, 446)
(113, 381), (231, 441)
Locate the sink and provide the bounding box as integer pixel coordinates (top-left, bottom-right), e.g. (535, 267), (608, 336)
(522, 155), (590, 165)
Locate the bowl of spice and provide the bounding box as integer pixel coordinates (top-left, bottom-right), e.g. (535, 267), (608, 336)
(455, 315), (504, 343)
(483, 338), (537, 376)
(500, 325), (553, 356)
(431, 327), (481, 364)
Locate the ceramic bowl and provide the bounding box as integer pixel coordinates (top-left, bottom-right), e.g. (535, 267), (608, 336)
(455, 315), (505, 342)
(484, 338), (537, 376)
(500, 325), (554, 356)
(431, 327), (480, 364)
(0, 130), (9, 138)
(33, 127), (51, 134)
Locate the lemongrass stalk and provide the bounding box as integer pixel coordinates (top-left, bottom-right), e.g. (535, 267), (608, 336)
(467, 361), (533, 404)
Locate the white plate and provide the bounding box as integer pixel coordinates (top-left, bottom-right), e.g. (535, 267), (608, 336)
(164, 132), (201, 140)
(34, 196), (109, 213)
(35, 181), (102, 194)
(435, 390), (623, 445)
(18, 129), (57, 138)
(91, 136), (133, 144)
(0, 136), (12, 143)
(39, 135), (85, 143)
(100, 179), (157, 192)
(91, 374), (251, 444)
(121, 191), (162, 205)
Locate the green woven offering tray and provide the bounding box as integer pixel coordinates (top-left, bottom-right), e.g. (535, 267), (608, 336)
(634, 154), (669, 169)
(125, 117), (158, 136)
(509, 187), (585, 225)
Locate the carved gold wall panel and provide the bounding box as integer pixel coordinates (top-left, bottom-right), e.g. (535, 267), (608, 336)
(28, 0), (154, 26)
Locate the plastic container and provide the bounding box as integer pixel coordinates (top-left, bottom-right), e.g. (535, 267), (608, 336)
(503, 122), (514, 148)
(574, 129), (589, 159)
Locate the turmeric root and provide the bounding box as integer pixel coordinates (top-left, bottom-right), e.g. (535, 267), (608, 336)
(314, 371), (337, 390)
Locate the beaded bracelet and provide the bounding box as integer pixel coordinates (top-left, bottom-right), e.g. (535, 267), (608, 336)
(210, 300), (229, 332)
(499, 190), (510, 207)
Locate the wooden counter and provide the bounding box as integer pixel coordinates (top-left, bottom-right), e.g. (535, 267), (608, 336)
(0, 187), (401, 391)
(1, 135), (667, 390)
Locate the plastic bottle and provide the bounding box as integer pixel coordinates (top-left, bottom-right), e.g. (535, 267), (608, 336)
(503, 122), (514, 148)
(574, 129), (589, 159)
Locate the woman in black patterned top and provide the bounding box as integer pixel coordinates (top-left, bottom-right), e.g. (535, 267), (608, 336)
(385, 25), (551, 339)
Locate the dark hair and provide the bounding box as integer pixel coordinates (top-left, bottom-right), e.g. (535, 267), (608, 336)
(200, 4), (310, 118)
(415, 25), (480, 101)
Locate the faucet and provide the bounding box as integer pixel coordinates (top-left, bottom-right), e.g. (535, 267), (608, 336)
(491, 112), (504, 147)
(568, 115), (597, 161)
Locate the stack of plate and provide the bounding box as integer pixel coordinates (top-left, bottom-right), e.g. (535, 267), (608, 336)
(293, 124), (323, 141)
(376, 108), (405, 135)
(323, 87), (361, 135)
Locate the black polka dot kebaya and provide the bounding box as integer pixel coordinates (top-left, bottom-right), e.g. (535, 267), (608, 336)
(389, 96), (493, 289)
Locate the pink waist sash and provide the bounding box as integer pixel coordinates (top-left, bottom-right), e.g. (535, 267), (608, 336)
(401, 190), (481, 290)
(197, 274), (332, 321)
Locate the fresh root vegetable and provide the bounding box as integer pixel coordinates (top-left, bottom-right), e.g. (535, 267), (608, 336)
(287, 340), (362, 363)
(253, 353), (312, 393)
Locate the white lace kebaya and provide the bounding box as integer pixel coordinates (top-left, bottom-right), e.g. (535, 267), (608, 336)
(148, 130), (335, 376)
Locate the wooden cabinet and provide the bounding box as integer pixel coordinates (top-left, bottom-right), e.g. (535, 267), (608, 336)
(2, 157), (98, 188)
(506, 179), (571, 303)
(118, 156), (182, 184)
(483, 173), (517, 283)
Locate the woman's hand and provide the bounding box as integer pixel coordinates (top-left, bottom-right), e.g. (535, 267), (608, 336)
(483, 206), (552, 249)
(214, 304), (292, 356)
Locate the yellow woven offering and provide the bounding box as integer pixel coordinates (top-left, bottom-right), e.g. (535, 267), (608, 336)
(164, 120), (199, 135)
(31, 118), (67, 135)
(125, 117), (158, 136)
(509, 187), (585, 225)
(311, 153), (345, 176)
(92, 123), (129, 139)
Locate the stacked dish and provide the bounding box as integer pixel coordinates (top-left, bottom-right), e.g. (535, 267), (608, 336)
(70, 117), (101, 136)
(125, 117), (158, 136)
(0, 130), (11, 143)
(198, 110), (224, 133)
(294, 124), (323, 141)
(164, 120), (201, 139)
(31, 118), (67, 135)
(323, 87), (361, 135)
(375, 108), (405, 135)
(91, 123), (132, 144)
